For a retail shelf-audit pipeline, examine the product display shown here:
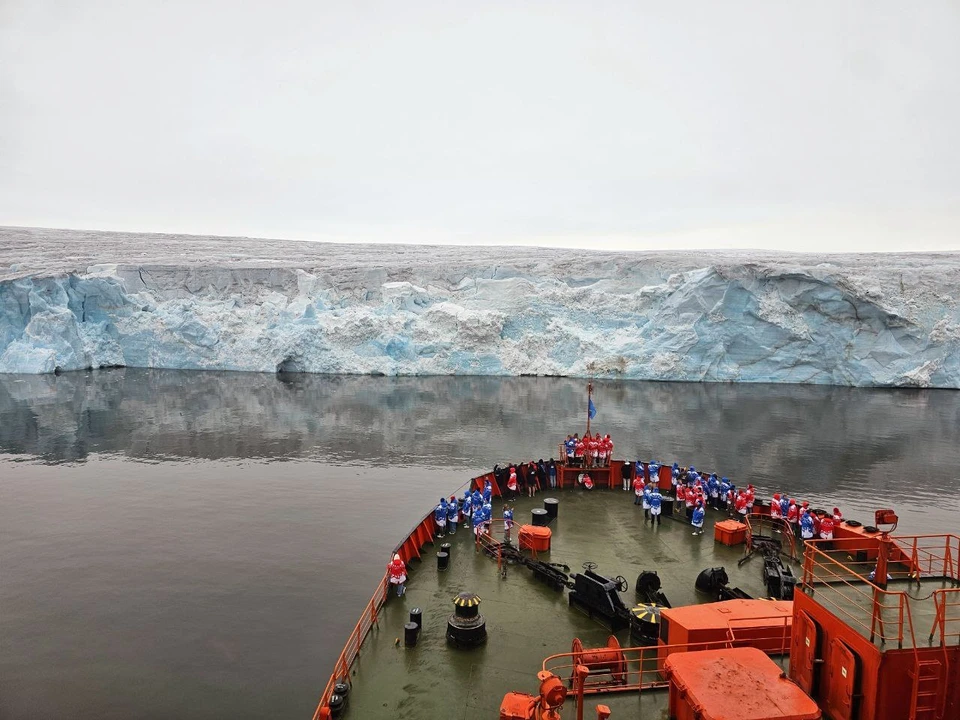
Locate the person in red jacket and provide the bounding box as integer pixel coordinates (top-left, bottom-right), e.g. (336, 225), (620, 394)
(574, 437), (586, 467)
(675, 484), (686, 515)
(745, 484), (755, 513)
(388, 553), (407, 597)
(506, 466), (518, 499)
(787, 499), (800, 540)
(586, 433), (598, 468)
(735, 491), (748, 517)
(833, 507), (844, 523)
(633, 475), (645, 506)
(820, 515), (835, 541)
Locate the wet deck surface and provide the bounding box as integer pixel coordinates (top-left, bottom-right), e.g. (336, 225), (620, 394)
(340, 487), (784, 719)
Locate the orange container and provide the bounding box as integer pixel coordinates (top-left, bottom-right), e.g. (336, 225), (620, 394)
(665, 647), (820, 720)
(518, 525), (552, 552)
(714, 519), (747, 546)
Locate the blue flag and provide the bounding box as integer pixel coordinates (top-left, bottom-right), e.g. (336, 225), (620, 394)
(588, 398), (597, 419)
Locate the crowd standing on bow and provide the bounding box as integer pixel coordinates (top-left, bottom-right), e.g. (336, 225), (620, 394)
(616, 454), (842, 542)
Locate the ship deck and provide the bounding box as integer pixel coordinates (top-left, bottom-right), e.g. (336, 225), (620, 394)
(340, 487), (788, 720)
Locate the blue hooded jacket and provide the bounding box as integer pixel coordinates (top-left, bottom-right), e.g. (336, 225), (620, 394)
(435, 499), (447, 522)
(650, 489), (662, 510)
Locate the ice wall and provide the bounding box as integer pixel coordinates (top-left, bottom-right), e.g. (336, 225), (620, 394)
(1, 229), (958, 387)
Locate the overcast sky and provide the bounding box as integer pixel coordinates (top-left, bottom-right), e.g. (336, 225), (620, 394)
(2, 1), (959, 252)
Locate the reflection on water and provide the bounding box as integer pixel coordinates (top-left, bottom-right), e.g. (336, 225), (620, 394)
(0, 370), (958, 719)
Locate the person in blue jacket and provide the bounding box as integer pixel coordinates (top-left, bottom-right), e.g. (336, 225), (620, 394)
(687, 466), (699, 484)
(799, 510), (815, 540)
(483, 479), (493, 504)
(691, 500), (706, 536)
(461, 490), (473, 528)
(649, 486), (663, 526)
(708, 474), (720, 509)
(720, 477), (731, 511)
(503, 505), (514, 543)
(446, 495), (459, 534)
(648, 459), (660, 485)
(434, 498), (448, 538)
(780, 493), (790, 519)
(471, 489), (483, 521)
(642, 482), (652, 523)
(480, 501), (493, 536)
(672, 463), (681, 481)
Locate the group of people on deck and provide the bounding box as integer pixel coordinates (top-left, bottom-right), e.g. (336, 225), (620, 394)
(562, 432), (614, 468)
(769, 494), (843, 542)
(391, 448), (849, 598)
(494, 460), (558, 499)
(624, 459), (843, 541)
(432, 479), (516, 541)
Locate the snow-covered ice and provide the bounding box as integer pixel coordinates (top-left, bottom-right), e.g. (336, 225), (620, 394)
(1, 227), (958, 387)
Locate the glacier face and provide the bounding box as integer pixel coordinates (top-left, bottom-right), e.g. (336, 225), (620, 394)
(1, 228), (959, 387)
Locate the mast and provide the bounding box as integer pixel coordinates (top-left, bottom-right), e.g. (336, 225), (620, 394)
(586, 382), (593, 436)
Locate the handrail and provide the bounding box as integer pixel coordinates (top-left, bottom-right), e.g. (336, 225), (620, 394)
(310, 572), (389, 720)
(802, 534), (960, 649)
(540, 631), (791, 697)
(929, 587), (960, 646)
(744, 512), (798, 563)
(802, 539), (911, 647)
(726, 613), (792, 658)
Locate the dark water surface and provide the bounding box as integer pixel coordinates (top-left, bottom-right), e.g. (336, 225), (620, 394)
(1, 370), (958, 719)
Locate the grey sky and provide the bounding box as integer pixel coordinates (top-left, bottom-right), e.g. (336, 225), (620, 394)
(2, 1), (959, 252)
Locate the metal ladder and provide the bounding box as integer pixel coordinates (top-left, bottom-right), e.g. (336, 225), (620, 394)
(909, 657), (946, 720)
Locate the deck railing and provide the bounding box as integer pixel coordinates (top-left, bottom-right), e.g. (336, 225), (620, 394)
(310, 572), (390, 720)
(895, 534), (960, 581)
(801, 534), (960, 649)
(309, 475), (480, 720)
(541, 629), (790, 696)
(930, 587), (960, 646)
(743, 512), (798, 563)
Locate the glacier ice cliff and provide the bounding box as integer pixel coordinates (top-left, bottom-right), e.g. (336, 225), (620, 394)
(1, 227), (959, 387)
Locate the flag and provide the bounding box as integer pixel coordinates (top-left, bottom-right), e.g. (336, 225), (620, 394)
(588, 398), (597, 420)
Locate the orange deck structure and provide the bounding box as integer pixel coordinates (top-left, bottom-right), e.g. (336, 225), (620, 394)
(658, 598), (793, 667)
(665, 647), (821, 720)
(792, 530), (960, 720)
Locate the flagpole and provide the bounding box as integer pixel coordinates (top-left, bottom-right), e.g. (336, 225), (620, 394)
(586, 382), (592, 436)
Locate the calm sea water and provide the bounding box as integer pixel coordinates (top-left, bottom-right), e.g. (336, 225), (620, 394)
(1, 370), (958, 719)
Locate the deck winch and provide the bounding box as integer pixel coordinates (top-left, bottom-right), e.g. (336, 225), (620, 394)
(635, 570), (672, 607)
(694, 566), (752, 601)
(736, 532), (796, 599)
(447, 591), (487, 647)
(568, 566), (631, 630)
(762, 556), (796, 600)
(499, 670), (567, 720)
(570, 636), (627, 686)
